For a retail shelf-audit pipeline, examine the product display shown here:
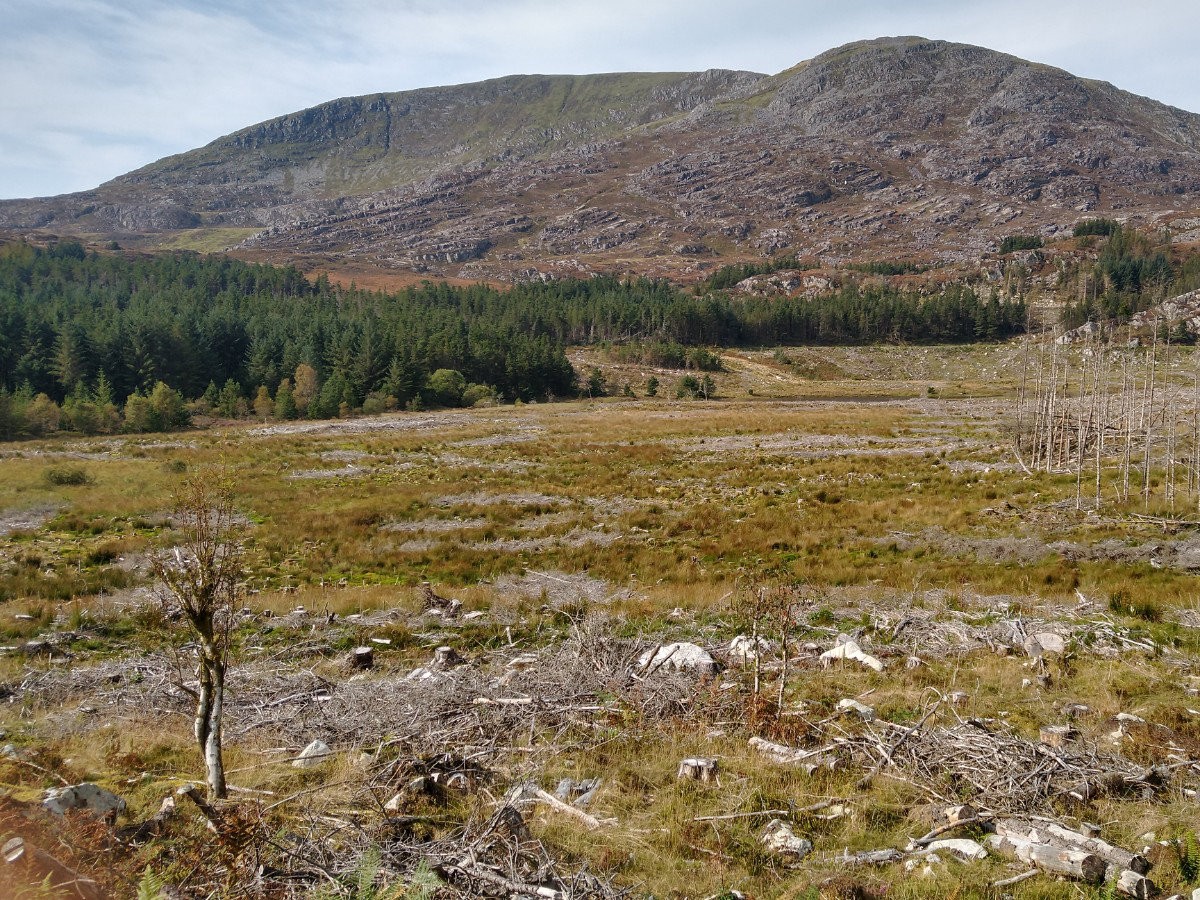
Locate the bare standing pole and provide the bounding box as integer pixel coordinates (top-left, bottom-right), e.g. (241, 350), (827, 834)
(1142, 318), (1158, 508)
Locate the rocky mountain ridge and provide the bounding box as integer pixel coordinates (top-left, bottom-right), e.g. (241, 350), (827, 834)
(4, 36), (1200, 281)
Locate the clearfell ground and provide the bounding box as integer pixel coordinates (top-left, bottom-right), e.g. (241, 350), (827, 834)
(1, 346), (1200, 899)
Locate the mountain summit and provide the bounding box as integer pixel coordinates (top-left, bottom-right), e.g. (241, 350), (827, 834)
(4, 37), (1200, 279)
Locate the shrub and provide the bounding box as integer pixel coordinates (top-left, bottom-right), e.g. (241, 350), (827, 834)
(999, 234), (1043, 253)
(43, 465), (92, 486)
(1109, 589), (1160, 622)
(426, 368), (467, 407)
(462, 383), (498, 407)
(1074, 218), (1120, 237)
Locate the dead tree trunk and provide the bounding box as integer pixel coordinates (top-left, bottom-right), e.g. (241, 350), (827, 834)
(986, 832), (1106, 884)
(152, 478), (243, 802)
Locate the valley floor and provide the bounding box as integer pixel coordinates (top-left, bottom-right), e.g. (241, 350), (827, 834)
(1, 345), (1199, 898)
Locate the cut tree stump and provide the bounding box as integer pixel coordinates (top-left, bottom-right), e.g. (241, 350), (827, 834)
(433, 646), (464, 669)
(349, 646), (373, 669)
(1038, 725), (1076, 748)
(748, 736), (842, 773)
(677, 757), (719, 782)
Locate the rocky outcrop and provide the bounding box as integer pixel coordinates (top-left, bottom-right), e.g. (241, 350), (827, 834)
(3, 37), (1200, 280)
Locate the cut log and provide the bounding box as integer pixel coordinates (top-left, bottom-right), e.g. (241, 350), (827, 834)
(944, 804), (978, 826)
(924, 838), (988, 861)
(837, 847), (904, 866)
(819, 639), (884, 671)
(986, 833), (1107, 884)
(531, 788), (615, 830)
(677, 757), (719, 782)
(1113, 868), (1157, 899)
(761, 819), (813, 863)
(995, 819), (1149, 876)
(121, 793), (177, 843)
(747, 736), (841, 773)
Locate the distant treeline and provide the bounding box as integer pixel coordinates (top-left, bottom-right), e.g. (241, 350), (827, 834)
(0, 241), (1025, 438)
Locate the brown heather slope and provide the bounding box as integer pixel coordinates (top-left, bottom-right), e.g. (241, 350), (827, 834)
(3, 36), (1200, 281)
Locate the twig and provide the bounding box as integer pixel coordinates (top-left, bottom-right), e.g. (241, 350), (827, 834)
(693, 809), (791, 823)
(3, 753), (70, 786)
(991, 868), (1039, 887)
(911, 814), (993, 847)
(531, 788), (615, 830)
(262, 779), (362, 812)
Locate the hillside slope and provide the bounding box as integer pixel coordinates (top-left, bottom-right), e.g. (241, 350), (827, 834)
(3, 37), (1200, 280)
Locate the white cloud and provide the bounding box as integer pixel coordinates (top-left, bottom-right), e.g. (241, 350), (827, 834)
(1, 0), (1197, 199)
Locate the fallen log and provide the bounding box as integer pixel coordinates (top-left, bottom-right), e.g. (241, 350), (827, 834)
(995, 818), (1150, 876)
(985, 833), (1107, 884)
(530, 788), (616, 830)
(835, 847), (904, 866)
(747, 736), (842, 773)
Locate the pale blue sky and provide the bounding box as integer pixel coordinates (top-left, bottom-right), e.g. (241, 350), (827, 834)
(1, 0), (1197, 199)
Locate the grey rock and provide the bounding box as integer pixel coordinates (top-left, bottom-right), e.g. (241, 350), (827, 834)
(293, 740), (333, 768)
(43, 783), (126, 819)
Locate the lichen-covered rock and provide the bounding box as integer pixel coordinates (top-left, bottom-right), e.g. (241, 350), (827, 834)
(293, 740), (332, 768)
(43, 783), (126, 819)
(638, 642), (717, 676)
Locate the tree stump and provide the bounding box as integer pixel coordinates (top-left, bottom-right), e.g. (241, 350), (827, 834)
(943, 804), (977, 826)
(1039, 724), (1076, 748)
(677, 757), (719, 782)
(349, 646), (373, 669)
(433, 646), (464, 669)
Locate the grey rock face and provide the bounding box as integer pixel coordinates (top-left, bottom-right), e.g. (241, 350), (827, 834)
(3, 38), (1199, 280)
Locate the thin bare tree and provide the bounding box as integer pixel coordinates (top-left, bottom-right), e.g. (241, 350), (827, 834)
(152, 477), (244, 800)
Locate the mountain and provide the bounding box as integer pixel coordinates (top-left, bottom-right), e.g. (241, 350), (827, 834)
(4, 36), (1200, 281)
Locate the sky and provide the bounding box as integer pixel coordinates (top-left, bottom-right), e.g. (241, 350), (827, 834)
(1, 0), (1197, 200)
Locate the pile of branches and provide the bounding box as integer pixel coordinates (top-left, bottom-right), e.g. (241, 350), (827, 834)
(225, 619), (720, 757)
(387, 804), (627, 899)
(853, 718), (1159, 812)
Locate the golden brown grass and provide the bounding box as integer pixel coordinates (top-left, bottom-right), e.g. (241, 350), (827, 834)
(4, 345), (1200, 897)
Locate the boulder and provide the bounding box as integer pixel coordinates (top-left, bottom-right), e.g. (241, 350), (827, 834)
(293, 740), (332, 768)
(1024, 632), (1067, 658)
(638, 642), (717, 676)
(43, 783), (126, 819)
(837, 698), (876, 720)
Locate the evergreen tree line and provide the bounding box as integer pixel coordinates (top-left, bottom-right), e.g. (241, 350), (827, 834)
(1062, 225), (1200, 329)
(0, 241), (1025, 438)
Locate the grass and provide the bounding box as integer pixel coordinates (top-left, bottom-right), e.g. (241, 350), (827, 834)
(5, 343), (1200, 896)
(153, 227), (260, 253)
